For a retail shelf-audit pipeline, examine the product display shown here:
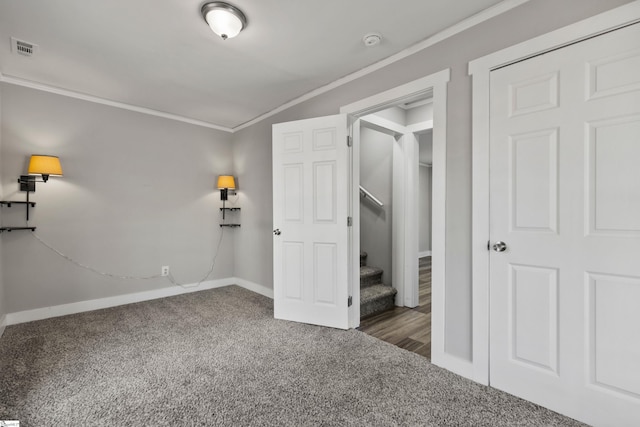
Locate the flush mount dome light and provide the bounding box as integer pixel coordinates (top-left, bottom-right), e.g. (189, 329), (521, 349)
(201, 2), (247, 40)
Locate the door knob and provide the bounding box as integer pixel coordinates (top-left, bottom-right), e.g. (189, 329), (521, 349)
(492, 241), (507, 252)
(273, 229), (281, 236)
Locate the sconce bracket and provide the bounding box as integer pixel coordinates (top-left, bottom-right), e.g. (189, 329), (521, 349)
(19, 175), (36, 192)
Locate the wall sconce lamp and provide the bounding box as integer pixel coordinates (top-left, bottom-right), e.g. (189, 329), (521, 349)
(201, 2), (247, 40)
(217, 175), (236, 218)
(18, 154), (63, 220)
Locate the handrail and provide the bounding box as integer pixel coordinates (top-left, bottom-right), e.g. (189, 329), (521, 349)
(359, 185), (384, 208)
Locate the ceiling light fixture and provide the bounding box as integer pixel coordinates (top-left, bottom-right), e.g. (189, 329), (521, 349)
(201, 2), (247, 40)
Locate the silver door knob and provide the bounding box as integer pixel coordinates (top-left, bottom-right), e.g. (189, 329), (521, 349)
(492, 241), (507, 252)
(273, 229), (281, 236)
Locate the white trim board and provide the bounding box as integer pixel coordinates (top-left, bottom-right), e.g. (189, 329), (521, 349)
(233, 278), (274, 299)
(468, 0), (640, 386)
(0, 73), (233, 133)
(1, 1), (529, 134)
(5, 277), (273, 326)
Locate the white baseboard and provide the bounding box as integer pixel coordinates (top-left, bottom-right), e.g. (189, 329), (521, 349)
(6, 277), (239, 326)
(419, 250), (432, 258)
(234, 277), (274, 299)
(0, 314), (6, 338)
(6, 278), (275, 326)
(432, 351), (474, 381)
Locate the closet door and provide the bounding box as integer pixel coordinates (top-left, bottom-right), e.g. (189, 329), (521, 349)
(489, 23), (640, 427)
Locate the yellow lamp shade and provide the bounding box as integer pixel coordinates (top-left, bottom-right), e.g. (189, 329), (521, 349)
(28, 155), (63, 177)
(217, 175), (236, 189)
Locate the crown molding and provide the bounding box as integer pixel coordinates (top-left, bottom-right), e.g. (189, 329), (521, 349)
(0, 73), (234, 133)
(231, 0), (531, 132)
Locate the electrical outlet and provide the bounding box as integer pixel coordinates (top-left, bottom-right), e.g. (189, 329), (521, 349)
(161, 266), (170, 276)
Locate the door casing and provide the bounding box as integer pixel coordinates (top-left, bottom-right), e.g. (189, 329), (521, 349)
(340, 69), (454, 373)
(469, 1), (640, 385)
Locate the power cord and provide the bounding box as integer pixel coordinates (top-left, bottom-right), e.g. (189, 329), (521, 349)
(29, 226), (226, 288)
(164, 225), (225, 289)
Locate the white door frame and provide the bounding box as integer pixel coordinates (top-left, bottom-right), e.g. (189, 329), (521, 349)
(469, 1), (640, 385)
(340, 69), (452, 370)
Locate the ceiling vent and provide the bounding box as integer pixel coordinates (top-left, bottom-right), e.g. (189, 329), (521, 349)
(11, 37), (38, 57)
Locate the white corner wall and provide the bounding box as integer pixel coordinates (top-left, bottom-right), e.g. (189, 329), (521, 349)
(0, 85), (5, 337)
(0, 84), (234, 315)
(231, 0), (633, 362)
(418, 165), (431, 255)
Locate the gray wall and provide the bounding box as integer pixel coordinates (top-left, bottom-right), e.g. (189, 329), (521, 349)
(419, 122), (433, 255)
(360, 127), (393, 285)
(231, 0), (632, 361)
(0, 84), (234, 312)
(419, 165), (431, 254)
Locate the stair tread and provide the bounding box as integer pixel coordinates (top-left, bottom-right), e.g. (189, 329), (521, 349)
(360, 284), (397, 304)
(360, 265), (383, 277)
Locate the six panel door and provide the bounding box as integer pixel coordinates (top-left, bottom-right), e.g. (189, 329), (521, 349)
(272, 114), (350, 329)
(489, 23), (640, 426)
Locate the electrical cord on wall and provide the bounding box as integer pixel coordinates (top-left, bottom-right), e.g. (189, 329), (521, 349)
(163, 226), (225, 289)
(29, 226), (226, 288)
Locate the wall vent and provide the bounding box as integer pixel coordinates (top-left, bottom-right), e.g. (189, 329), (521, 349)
(11, 37), (38, 57)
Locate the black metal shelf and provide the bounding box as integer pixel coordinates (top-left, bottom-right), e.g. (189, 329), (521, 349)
(220, 205), (240, 227)
(0, 201), (36, 207)
(0, 227), (36, 233)
(1, 201), (37, 230)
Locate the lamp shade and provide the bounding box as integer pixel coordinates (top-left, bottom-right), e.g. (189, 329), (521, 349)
(28, 155), (63, 177)
(217, 175), (236, 189)
(202, 2), (247, 40)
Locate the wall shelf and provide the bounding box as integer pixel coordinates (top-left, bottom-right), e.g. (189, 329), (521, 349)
(0, 227), (36, 233)
(220, 206), (240, 227)
(0, 201), (36, 207)
(1, 201), (37, 231)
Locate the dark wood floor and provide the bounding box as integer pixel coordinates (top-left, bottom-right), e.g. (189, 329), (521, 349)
(359, 256), (431, 359)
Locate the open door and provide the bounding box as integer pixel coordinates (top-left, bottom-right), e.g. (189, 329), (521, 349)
(272, 114), (350, 329)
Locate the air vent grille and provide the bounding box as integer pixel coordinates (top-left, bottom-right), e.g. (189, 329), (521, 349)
(11, 37), (38, 57)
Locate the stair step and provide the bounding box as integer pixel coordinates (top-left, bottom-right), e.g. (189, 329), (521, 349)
(360, 284), (397, 318)
(360, 266), (383, 288)
(360, 251), (368, 267)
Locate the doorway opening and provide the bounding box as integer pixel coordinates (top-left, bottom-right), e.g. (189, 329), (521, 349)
(340, 70), (449, 366)
(355, 100), (434, 359)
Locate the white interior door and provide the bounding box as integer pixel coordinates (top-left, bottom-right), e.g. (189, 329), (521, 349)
(272, 114), (350, 329)
(489, 23), (640, 426)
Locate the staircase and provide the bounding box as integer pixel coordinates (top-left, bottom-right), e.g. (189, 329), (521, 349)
(360, 252), (397, 318)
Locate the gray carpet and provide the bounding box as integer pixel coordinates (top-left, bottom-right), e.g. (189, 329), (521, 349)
(0, 285), (584, 426)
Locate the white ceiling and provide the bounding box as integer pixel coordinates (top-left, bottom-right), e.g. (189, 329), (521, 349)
(0, 0), (509, 131)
